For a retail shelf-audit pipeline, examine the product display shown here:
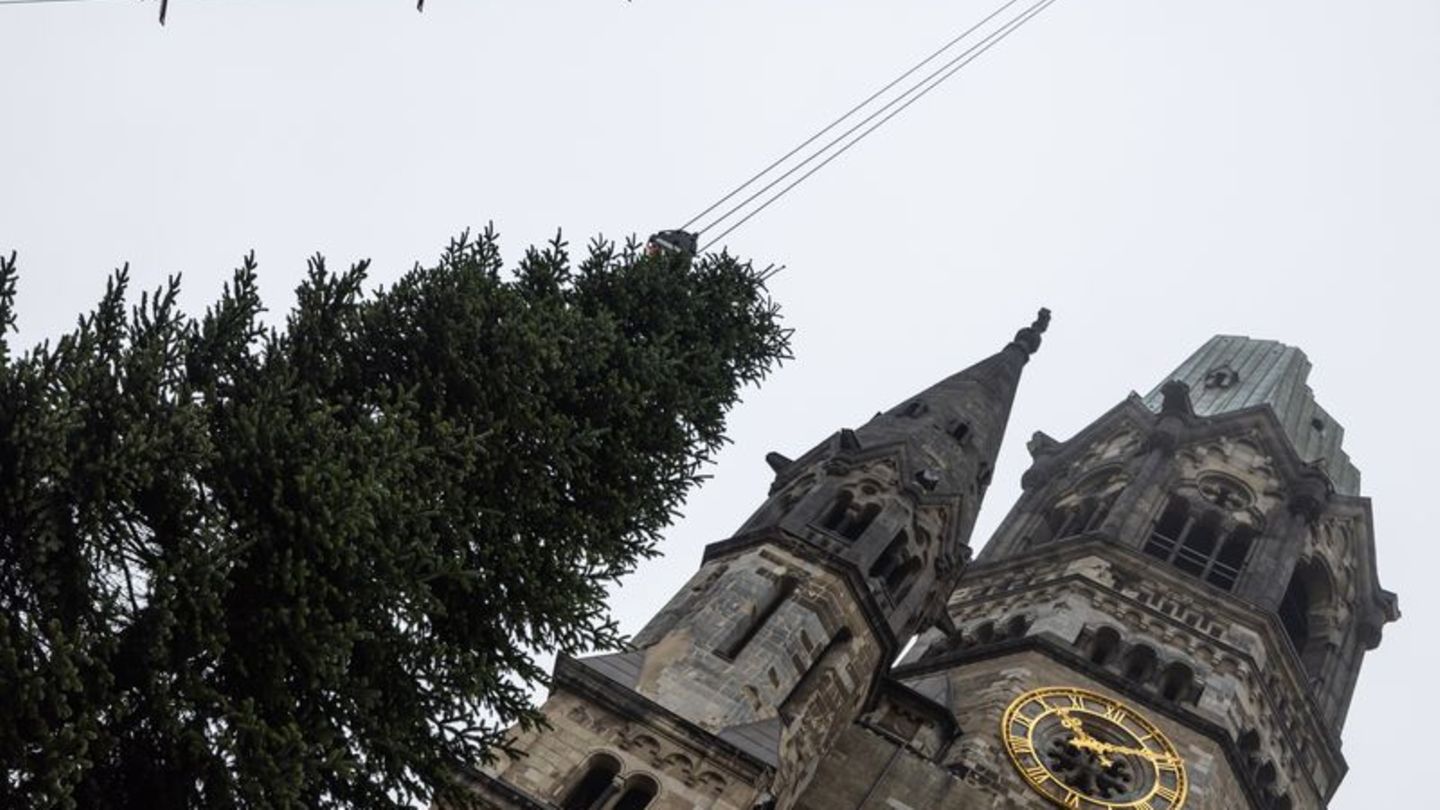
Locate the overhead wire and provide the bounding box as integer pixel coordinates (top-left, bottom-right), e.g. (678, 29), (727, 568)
(693, 0), (1063, 253)
(679, 0), (1027, 233)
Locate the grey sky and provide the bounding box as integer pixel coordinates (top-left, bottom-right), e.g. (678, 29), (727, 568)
(3, 1), (1436, 806)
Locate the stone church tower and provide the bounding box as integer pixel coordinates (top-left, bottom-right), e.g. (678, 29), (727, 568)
(458, 321), (1398, 810)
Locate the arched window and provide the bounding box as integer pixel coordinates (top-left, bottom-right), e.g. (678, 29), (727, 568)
(848, 503), (882, 539)
(1069, 498), (1098, 537)
(822, 491), (882, 540)
(1005, 615), (1031, 639)
(821, 490), (853, 532)
(889, 557), (924, 603)
(1174, 512), (1221, 577)
(1158, 662), (1195, 703)
(1143, 495), (1255, 591)
(1040, 497), (1104, 544)
(1279, 559), (1334, 675)
(1211, 526), (1255, 590)
(973, 621), (997, 645)
(1087, 627), (1121, 666)
(561, 754), (621, 810)
(869, 530), (908, 586)
(611, 775), (659, 810)
(1237, 729), (1261, 764)
(1121, 645), (1158, 684)
(1278, 575), (1310, 653)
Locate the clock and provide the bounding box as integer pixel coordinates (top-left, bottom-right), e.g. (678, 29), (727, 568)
(1001, 687), (1188, 810)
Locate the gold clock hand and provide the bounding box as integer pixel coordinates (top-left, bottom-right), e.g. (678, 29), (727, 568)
(1057, 711), (1116, 768)
(1084, 739), (1180, 768)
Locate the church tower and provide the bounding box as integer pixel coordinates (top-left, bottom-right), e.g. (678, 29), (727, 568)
(457, 330), (1397, 810)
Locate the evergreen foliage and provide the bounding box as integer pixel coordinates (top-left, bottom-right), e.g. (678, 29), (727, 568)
(0, 229), (790, 809)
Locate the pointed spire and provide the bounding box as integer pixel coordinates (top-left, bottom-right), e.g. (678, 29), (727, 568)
(845, 308), (1053, 498)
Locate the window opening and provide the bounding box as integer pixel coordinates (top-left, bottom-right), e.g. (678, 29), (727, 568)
(1005, 615), (1030, 639)
(1122, 645), (1158, 683)
(561, 754), (621, 810)
(1144, 496), (1253, 591)
(1088, 627), (1120, 666)
(1209, 526), (1254, 590)
(715, 575), (797, 660)
(821, 491), (882, 540)
(1278, 575), (1310, 654)
(870, 528), (917, 597)
(821, 491), (853, 531)
(611, 776), (658, 810)
(1159, 662), (1195, 703)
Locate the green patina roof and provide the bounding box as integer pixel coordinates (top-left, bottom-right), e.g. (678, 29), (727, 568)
(1143, 336), (1361, 495)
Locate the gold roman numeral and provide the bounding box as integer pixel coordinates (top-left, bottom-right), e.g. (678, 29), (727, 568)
(1063, 789), (1082, 807)
(1024, 764), (1049, 783)
(1009, 736), (1034, 755)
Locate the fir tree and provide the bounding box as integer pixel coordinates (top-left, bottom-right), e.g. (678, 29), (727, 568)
(0, 228), (790, 809)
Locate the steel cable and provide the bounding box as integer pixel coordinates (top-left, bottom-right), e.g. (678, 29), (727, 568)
(696, 0), (1063, 252)
(679, 0), (1027, 232)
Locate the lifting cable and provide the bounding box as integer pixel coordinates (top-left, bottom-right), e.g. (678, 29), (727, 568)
(669, 0), (1063, 255)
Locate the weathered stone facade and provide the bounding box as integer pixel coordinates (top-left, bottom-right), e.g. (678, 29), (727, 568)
(456, 330), (1397, 810)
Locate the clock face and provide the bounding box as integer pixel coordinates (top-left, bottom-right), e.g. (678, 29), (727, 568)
(1001, 687), (1188, 810)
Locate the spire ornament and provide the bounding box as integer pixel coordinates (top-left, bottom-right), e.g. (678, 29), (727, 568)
(1008, 307), (1052, 358)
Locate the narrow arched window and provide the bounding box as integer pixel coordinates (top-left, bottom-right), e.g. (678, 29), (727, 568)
(822, 491), (882, 540)
(1005, 615), (1030, 639)
(1279, 574), (1310, 653)
(561, 754), (621, 810)
(1175, 512), (1220, 576)
(1279, 559), (1334, 676)
(973, 621), (997, 645)
(1122, 645), (1158, 684)
(1088, 627), (1120, 666)
(844, 502), (882, 539)
(1159, 662), (1195, 703)
(869, 529), (908, 583)
(889, 557), (924, 603)
(1144, 496), (1253, 591)
(611, 775), (659, 810)
(1238, 729), (1261, 762)
(821, 490), (853, 532)
(1069, 498), (1098, 537)
(1210, 526), (1254, 590)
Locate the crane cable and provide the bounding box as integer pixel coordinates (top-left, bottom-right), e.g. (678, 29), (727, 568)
(680, 0), (1027, 233)
(685, 0), (1063, 253)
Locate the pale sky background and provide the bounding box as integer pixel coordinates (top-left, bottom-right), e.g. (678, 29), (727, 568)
(2, 1), (1437, 807)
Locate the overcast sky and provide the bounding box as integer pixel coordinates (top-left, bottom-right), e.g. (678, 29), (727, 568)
(3, 1), (1437, 806)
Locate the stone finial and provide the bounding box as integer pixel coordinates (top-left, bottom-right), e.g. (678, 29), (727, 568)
(765, 452), (793, 474)
(1159, 380), (1195, 417)
(1008, 308), (1052, 357)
